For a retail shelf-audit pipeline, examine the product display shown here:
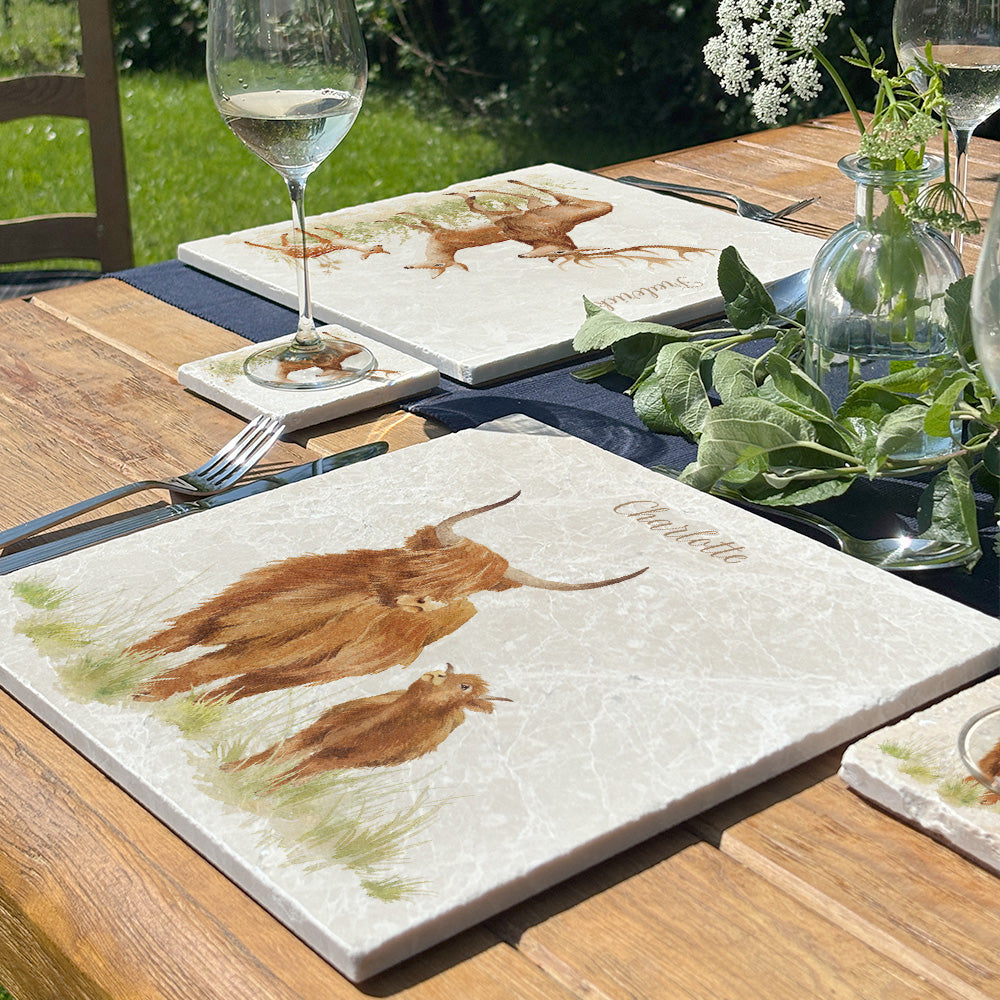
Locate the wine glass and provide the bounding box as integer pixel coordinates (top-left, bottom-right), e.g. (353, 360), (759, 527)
(971, 181), (1000, 616)
(893, 0), (1000, 206)
(207, 0), (375, 391)
(972, 181), (1000, 398)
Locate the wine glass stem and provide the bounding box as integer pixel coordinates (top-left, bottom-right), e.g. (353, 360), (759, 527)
(953, 125), (972, 195)
(287, 176), (321, 349)
(951, 124), (972, 254)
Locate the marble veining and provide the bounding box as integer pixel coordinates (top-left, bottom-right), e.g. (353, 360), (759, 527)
(0, 417), (997, 980)
(177, 164), (823, 384)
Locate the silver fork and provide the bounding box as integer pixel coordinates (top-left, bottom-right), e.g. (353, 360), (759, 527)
(0, 413), (285, 548)
(616, 175), (817, 223)
(648, 466), (979, 571)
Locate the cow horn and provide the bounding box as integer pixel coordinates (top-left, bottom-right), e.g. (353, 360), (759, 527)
(434, 492), (522, 545)
(501, 565), (648, 591)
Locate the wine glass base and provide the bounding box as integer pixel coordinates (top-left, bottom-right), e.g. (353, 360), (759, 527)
(242, 333), (376, 391)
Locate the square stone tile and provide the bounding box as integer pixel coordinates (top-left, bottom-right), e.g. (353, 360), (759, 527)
(2, 418), (996, 980)
(178, 164), (822, 385)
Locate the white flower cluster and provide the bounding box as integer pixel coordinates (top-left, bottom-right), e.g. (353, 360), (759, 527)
(859, 111), (939, 160)
(703, 0), (844, 124)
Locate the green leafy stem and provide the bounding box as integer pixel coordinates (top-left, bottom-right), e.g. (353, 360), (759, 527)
(572, 246), (1000, 564)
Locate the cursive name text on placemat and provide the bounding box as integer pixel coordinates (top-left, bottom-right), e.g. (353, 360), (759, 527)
(614, 500), (748, 563)
(592, 275), (707, 312)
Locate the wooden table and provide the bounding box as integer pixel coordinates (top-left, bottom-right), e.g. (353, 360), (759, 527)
(1, 114), (998, 1000)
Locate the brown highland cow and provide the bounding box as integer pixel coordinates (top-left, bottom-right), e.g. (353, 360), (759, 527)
(227, 663), (511, 786)
(130, 492), (646, 704)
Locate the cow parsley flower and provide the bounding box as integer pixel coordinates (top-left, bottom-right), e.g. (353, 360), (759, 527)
(751, 82), (789, 123)
(789, 8), (828, 51)
(787, 57), (822, 100)
(703, 0), (844, 124)
(704, 2), (979, 232)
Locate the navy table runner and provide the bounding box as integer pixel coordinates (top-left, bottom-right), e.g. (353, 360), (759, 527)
(116, 259), (999, 616)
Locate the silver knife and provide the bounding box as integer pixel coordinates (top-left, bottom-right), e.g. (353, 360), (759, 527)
(0, 442), (388, 575)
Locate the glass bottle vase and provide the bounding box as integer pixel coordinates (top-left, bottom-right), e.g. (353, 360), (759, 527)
(804, 153), (964, 460)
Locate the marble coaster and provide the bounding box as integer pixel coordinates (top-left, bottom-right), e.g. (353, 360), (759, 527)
(1, 417), (997, 980)
(177, 324), (439, 430)
(841, 675), (1000, 874)
(178, 163), (823, 384)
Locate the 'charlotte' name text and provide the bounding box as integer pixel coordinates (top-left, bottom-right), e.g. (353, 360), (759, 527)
(614, 499), (748, 563)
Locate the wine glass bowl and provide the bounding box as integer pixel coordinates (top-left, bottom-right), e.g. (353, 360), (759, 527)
(207, 0), (375, 391)
(893, 0), (1000, 203)
(971, 183), (1000, 396)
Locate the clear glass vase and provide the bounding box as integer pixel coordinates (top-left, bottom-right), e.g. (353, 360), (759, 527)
(804, 153), (964, 460)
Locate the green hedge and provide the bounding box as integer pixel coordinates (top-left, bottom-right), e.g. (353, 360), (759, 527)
(111, 0), (206, 71)
(105, 0), (895, 149)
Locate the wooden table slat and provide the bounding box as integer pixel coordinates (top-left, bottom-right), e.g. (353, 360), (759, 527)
(690, 759), (1000, 999)
(488, 831), (953, 1000)
(0, 298), (311, 530)
(0, 114), (997, 999)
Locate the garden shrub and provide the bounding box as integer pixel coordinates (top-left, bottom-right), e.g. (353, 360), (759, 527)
(101, 0), (913, 149)
(112, 0), (206, 72)
(355, 0), (894, 148)
(0, 0), (82, 73)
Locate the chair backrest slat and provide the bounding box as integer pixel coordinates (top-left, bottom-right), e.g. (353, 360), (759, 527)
(79, 0), (132, 272)
(0, 75), (87, 121)
(0, 0), (133, 273)
(0, 215), (101, 265)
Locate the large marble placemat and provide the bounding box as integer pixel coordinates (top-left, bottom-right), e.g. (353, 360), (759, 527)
(841, 675), (1000, 873)
(177, 164), (823, 384)
(1, 417), (997, 981)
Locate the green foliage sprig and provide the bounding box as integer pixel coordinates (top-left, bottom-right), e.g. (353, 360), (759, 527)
(573, 246), (999, 562)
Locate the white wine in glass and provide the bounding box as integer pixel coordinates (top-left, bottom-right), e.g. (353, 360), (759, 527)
(208, 0), (375, 391)
(893, 0), (1000, 200)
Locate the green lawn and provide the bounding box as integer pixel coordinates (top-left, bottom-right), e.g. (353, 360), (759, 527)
(0, 69), (641, 268)
(0, 0), (660, 269)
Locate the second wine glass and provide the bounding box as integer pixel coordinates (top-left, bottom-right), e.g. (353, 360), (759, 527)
(208, 0), (375, 391)
(893, 0), (1000, 202)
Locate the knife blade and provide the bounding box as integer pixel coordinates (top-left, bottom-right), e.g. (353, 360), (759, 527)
(0, 442), (388, 576)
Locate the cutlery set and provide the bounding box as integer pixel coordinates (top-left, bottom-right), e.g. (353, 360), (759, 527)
(0, 442), (388, 575)
(0, 415), (388, 575)
(615, 174), (818, 223)
(0, 413), (286, 550)
(614, 173), (835, 237)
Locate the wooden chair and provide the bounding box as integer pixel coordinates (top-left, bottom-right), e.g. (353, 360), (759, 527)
(0, 0), (133, 299)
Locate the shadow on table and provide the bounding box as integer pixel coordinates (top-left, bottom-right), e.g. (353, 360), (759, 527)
(360, 753), (843, 994)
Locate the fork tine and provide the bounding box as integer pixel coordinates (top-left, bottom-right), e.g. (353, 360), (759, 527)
(195, 415), (283, 481)
(768, 196), (818, 222)
(201, 416), (284, 488)
(187, 414), (274, 479)
(213, 442), (279, 491)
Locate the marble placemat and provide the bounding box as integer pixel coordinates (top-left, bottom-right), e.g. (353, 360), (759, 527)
(841, 674), (1000, 874)
(177, 163), (823, 385)
(1, 416), (997, 980)
(177, 323), (439, 431)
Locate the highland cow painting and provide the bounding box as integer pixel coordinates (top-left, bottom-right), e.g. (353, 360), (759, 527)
(178, 164), (824, 384)
(1, 420), (998, 981)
